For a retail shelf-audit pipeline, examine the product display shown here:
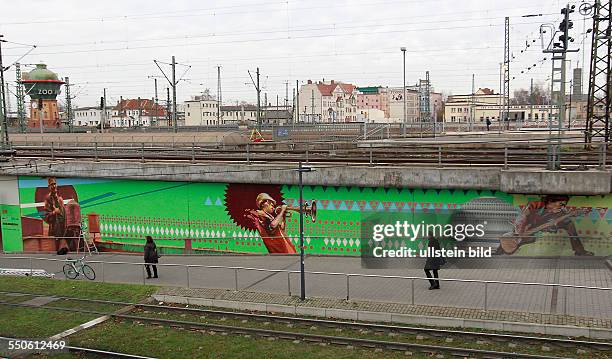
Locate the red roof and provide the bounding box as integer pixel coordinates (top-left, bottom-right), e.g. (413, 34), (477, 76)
(115, 98), (166, 116)
(479, 88), (495, 95)
(315, 81), (356, 96)
(316, 83), (337, 96)
(338, 83), (355, 93)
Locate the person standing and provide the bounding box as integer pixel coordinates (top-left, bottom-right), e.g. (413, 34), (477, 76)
(144, 236), (159, 279)
(424, 234), (445, 290)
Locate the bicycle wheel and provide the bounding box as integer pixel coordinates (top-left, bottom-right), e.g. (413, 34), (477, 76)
(63, 264), (78, 279)
(82, 264), (96, 280)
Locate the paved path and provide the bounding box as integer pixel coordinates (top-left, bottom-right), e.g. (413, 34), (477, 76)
(1, 253), (610, 319)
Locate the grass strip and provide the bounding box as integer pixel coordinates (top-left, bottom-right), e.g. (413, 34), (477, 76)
(71, 319), (427, 359)
(0, 305), (98, 338)
(130, 306), (610, 358)
(0, 276), (155, 302)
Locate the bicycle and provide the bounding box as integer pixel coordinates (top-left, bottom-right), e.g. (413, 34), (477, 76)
(63, 256), (96, 280)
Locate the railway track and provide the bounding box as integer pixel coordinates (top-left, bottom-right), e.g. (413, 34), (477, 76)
(9, 143), (612, 168)
(1, 290), (610, 358)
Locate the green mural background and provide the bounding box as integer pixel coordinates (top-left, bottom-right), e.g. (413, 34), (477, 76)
(5, 176), (611, 256)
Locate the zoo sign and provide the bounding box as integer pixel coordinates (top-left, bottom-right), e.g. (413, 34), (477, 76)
(22, 81), (63, 100)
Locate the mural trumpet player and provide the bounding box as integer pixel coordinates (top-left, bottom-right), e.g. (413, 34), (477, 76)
(244, 193), (317, 254)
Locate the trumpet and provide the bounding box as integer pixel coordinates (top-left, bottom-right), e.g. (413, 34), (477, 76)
(275, 200), (317, 223)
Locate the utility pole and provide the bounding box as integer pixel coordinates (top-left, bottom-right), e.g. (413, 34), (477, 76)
(15, 63), (26, 133)
(65, 77), (73, 133)
(0, 35), (9, 147)
(264, 92), (268, 124)
(401, 47), (406, 136)
(498, 63), (503, 135)
(166, 87), (171, 127)
(217, 65), (222, 125)
(171, 56), (177, 132)
(154, 56), (190, 132)
(470, 74), (475, 132)
(147, 75), (160, 126)
(247, 68), (262, 130)
(285, 81), (289, 109)
(583, 0), (611, 145)
(503, 17), (510, 131)
(530, 78), (534, 122)
(568, 79), (573, 130)
(37, 98), (43, 135)
(154, 78), (158, 126)
(256, 68), (260, 130)
(418, 71), (431, 137)
(102, 88), (107, 133)
(295, 80), (299, 125)
(5, 83), (11, 116)
(542, 3), (578, 168)
(310, 89), (314, 123)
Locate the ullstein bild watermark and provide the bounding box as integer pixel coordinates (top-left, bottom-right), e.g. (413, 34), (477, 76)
(371, 220), (490, 258)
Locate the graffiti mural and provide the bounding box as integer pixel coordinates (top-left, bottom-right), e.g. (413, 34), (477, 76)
(0, 176), (609, 257)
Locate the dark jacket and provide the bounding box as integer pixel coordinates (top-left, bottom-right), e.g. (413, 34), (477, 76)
(424, 237), (445, 270)
(144, 242), (159, 264)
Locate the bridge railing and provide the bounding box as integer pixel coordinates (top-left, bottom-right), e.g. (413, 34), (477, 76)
(0, 255), (610, 318)
(8, 140), (611, 170)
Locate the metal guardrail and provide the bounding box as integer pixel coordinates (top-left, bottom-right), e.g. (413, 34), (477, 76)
(9, 141), (611, 170)
(1, 256), (610, 316)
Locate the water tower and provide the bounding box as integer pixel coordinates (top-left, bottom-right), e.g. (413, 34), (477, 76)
(21, 64), (64, 129)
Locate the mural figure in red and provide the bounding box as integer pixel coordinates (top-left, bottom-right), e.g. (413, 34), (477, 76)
(43, 177), (66, 239)
(244, 193), (297, 254)
(224, 184), (297, 254)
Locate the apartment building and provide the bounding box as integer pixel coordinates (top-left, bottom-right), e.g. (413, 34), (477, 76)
(297, 80), (357, 122)
(184, 96), (220, 126)
(444, 88), (559, 123)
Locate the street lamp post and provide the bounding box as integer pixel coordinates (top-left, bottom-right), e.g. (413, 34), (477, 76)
(297, 160), (313, 301)
(401, 47), (406, 136)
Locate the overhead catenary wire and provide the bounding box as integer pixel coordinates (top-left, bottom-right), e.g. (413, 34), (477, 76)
(0, 1), (576, 106)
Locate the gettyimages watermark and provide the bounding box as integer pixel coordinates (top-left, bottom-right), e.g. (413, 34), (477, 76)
(370, 220), (492, 259)
(360, 212), (500, 269)
(358, 197), (608, 269)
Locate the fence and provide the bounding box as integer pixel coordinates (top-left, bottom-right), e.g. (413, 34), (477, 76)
(1, 256), (610, 319)
(9, 140), (611, 170)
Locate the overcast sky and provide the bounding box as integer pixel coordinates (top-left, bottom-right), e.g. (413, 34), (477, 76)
(0, 0), (592, 108)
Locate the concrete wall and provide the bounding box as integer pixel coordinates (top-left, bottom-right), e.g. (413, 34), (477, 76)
(1, 160), (609, 195)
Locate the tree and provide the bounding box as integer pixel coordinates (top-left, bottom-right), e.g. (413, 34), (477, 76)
(511, 89), (529, 105)
(530, 82), (550, 105)
(511, 82), (550, 105)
